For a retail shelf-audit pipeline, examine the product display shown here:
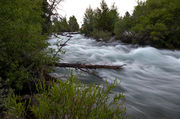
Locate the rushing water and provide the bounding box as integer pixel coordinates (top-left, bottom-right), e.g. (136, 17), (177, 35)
(48, 33), (180, 119)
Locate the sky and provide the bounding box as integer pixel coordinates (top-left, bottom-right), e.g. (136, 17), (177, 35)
(58, 0), (138, 25)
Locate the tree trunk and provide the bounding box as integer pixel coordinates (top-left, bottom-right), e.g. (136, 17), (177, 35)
(53, 63), (125, 70)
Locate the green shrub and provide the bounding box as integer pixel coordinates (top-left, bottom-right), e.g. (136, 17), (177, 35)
(0, 0), (56, 92)
(5, 74), (126, 119)
(5, 90), (27, 119)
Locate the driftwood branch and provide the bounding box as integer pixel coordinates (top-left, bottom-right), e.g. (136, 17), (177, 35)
(53, 34), (72, 58)
(54, 63), (125, 70)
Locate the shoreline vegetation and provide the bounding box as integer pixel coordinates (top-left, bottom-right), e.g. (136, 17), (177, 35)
(80, 0), (180, 49)
(55, 0), (180, 49)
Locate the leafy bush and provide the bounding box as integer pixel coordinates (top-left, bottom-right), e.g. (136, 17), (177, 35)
(5, 74), (126, 119)
(0, 0), (55, 92)
(5, 90), (27, 119)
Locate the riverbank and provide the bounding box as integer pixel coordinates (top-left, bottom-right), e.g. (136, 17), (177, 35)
(81, 32), (180, 50)
(80, 0), (180, 50)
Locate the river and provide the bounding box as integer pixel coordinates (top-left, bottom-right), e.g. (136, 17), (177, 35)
(48, 33), (180, 119)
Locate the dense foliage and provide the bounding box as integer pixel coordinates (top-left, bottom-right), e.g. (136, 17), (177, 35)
(53, 17), (70, 32)
(69, 16), (79, 32)
(115, 0), (180, 49)
(5, 75), (126, 119)
(82, 0), (180, 49)
(0, 0), (54, 92)
(0, 0), (59, 112)
(81, 0), (119, 40)
(53, 16), (79, 33)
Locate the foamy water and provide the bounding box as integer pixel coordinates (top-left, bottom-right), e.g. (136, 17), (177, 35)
(49, 33), (180, 119)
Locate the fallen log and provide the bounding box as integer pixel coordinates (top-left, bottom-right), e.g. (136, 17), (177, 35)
(54, 63), (125, 70)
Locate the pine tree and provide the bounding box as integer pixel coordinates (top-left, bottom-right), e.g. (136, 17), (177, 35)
(81, 6), (95, 35)
(69, 16), (79, 32)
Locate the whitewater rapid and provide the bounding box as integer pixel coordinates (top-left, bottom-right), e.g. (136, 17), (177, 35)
(48, 33), (180, 119)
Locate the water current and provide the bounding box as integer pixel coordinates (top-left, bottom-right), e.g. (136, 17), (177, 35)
(48, 33), (180, 119)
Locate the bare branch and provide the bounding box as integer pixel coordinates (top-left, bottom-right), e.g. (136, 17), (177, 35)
(52, 34), (72, 58)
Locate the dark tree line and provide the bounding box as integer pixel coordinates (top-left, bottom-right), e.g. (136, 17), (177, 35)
(81, 0), (119, 40)
(53, 15), (79, 32)
(115, 0), (180, 49)
(81, 0), (180, 49)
